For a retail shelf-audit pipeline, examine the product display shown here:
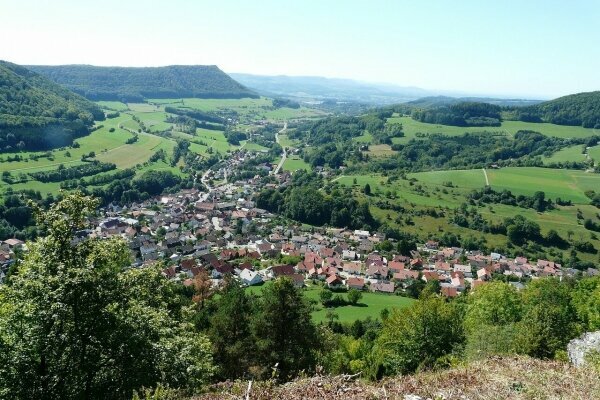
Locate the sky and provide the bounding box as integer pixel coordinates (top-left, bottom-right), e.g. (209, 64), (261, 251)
(1, 0), (599, 99)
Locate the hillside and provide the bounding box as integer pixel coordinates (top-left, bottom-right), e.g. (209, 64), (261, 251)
(519, 91), (600, 128)
(198, 356), (600, 399)
(0, 60), (104, 151)
(28, 65), (258, 102)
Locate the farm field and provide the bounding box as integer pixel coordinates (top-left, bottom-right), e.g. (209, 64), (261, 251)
(246, 282), (414, 323)
(542, 145), (587, 164)
(386, 116), (599, 144)
(96, 132), (175, 168)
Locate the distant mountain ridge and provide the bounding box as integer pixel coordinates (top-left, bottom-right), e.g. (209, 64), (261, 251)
(408, 95), (542, 108)
(230, 73), (432, 104)
(28, 65), (258, 102)
(0, 60), (104, 152)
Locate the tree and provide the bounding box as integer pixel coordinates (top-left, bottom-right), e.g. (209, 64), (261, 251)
(0, 193), (214, 399)
(320, 288), (333, 306)
(192, 268), (214, 309)
(364, 183), (371, 196)
(209, 278), (256, 380)
(348, 288), (363, 305)
(252, 278), (318, 380)
(464, 281), (522, 332)
(374, 296), (463, 376)
(516, 278), (579, 358)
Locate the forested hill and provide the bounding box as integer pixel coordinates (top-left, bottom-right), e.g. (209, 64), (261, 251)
(0, 60), (104, 152)
(517, 91), (600, 128)
(28, 64), (259, 102)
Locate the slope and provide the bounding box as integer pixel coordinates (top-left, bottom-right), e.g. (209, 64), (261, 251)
(28, 65), (258, 102)
(0, 60), (104, 151)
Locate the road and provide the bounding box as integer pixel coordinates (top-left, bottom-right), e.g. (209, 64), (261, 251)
(273, 122), (288, 174)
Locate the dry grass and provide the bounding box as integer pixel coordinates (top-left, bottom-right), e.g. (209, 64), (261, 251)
(196, 356), (600, 399)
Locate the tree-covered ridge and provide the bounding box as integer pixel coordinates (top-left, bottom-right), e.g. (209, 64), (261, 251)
(411, 101), (503, 127)
(516, 91), (600, 128)
(28, 64), (259, 102)
(0, 61), (104, 152)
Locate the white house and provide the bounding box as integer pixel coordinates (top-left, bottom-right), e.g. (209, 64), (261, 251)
(240, 269), (263, 286)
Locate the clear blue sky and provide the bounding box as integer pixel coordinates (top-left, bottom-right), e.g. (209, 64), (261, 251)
(1, 0), (599, 98)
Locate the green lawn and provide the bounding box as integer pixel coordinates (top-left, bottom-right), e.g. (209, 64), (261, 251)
(387, 116), (598, 144)
(282, 155), (311, 172)
(246, 282), (414, 323)
(542, 145), (587, 164)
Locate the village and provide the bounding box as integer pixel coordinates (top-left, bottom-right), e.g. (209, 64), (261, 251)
(1, 155), (597, 299)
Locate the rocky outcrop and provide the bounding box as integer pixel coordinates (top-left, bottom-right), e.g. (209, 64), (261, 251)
(568, 331), (600, 367)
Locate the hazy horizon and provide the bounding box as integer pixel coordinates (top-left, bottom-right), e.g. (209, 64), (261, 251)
(2, 0), (599, 99)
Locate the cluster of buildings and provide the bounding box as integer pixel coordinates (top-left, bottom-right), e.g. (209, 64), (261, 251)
(1, 156), (597, 294)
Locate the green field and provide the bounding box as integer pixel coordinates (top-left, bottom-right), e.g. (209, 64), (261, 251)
(387, 116), (599, 144)
(410, 167), (599, 204)
(247, 282), (414, 323)
(543, 145), (587, 164)
(334, 170), (600, 261)
(96, 133), (175, 168)
(282, 155), (311, 172)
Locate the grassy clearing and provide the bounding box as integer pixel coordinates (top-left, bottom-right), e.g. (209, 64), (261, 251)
(542, 145), (587, 164)
(247, 282), (414, 323)
(282, 155), (311, 172)
(365, 144), (396, 157)
(278, 133), (299, 148)
(387, 116), (598, 144)
(242, 141), (269, 152)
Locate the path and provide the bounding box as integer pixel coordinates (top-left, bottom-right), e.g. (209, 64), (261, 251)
(482, 168), (490, 186)
(272, 122), (288, 174)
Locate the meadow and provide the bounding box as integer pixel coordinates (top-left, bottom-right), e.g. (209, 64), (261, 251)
(282, 155), (311, 172)
(246, 282), (414, 323)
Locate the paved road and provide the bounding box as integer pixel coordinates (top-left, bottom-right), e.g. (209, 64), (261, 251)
(273, 122), (288, 174)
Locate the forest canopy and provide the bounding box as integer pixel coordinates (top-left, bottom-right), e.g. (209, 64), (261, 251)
(28, 64), (259, 102)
